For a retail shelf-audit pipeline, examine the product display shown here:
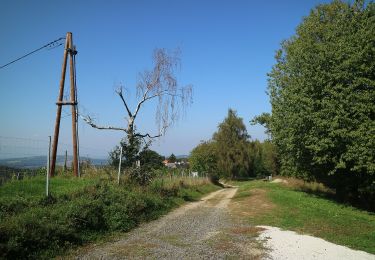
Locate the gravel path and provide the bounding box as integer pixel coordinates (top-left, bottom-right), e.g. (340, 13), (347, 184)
(75, 187), (264, 259)
(258, 226), (375, 260)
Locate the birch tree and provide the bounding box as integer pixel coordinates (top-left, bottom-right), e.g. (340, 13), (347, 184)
(83, 48), (192, 167)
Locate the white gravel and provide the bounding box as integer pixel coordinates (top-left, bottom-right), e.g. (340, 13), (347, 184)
(257, 225), (375, 260)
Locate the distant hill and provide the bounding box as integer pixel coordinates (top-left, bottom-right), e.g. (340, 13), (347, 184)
(0, 156), (107, 169)
(176, 155), (189, 159)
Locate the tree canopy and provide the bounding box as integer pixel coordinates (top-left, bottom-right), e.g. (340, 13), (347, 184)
(254, 0), (374, 208)
(189, 141), (218, 177)
(168, 153), (177, 163)
(213, 109), (251, 179)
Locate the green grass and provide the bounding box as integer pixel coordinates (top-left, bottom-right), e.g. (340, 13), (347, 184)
(234, 180), (375, 254)
(0, 175), (219, 259)
(0, 175), (96, 199)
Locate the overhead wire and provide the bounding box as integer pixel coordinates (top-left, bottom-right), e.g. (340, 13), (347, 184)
(0, 37), (65, 70)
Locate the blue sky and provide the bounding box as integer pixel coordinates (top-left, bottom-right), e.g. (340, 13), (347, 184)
(0, 0), (331, 158)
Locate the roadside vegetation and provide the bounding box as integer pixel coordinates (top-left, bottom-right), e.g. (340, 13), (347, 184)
(231, 179), (375, 254)
(191, 0), (374, 211)
(189, 109), (279, 181)
(253, 0), (375, 210)
(0, 170), (219, 259)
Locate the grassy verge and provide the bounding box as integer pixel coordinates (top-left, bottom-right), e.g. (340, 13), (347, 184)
(0, 175), (219, 259)
(232, 180), (375, 254)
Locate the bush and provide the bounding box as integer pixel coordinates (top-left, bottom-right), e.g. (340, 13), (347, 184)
(127, 166), (155, 185)
(66, 198), (106, 231)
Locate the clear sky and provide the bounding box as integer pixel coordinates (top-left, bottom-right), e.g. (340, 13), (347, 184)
(0, 0), (331, 158)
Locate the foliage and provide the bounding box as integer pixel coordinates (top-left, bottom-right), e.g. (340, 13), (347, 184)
(213, 109), (251, 179)
(126, 166), (155, 186)
(255, 0), (375, 209)
(248, 140), (279, 177)
(139, 149), (164, 170)
(188, 109), (279, 179)
(109, 135), (144, 168)
(189, 141), (219, 178)
(234, 180), (375, 254)
(168, 153), (177, 163)
(0, 175), (218, 259)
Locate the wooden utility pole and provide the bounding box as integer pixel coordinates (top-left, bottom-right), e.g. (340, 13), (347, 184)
(50, 32), (79, 177)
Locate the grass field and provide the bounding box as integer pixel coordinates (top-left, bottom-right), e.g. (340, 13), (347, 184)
(0, 174), (219, 259)
(231, 180), (375, 254)
(0, 175), (97, 199)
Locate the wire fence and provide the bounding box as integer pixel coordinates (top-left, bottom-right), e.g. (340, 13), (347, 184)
(0, 136), (108, 184)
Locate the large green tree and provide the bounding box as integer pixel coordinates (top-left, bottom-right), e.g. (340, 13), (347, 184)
(189, 141), (218, 177)
(213, 109), (251, 179)
(139, 149), (164, 170)
(255, 0), (374, 207)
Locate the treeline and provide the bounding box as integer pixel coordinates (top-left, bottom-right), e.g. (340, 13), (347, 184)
(189, 109), (278, 180)
(254, 0), (374, 210)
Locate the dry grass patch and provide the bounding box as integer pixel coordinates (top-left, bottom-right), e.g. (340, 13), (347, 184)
(230, 188), (276, 218)
(230, 226), (265, 236)
(273, 176), (335, 196)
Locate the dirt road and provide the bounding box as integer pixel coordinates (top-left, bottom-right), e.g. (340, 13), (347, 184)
(75, 187), (264, 259)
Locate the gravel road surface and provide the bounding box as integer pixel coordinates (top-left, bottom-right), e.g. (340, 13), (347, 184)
(75, 187), (264, 259)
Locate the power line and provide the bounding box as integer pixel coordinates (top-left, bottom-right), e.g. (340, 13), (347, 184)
(0, 37), (65, 70)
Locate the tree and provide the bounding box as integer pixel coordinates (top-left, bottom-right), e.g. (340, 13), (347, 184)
(255, 0), (375, 208)
(213, 109), (251, 179)
(139, 149), (164, 170)
(109, 135), (144, 169)
(168, 153), (177, 163)
(83, 48), (193, 168)
(248, 140), (279, 177)
(189, 141), (218, 177)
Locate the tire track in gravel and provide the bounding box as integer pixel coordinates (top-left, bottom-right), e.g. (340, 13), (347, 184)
(74, 187), (264, 259)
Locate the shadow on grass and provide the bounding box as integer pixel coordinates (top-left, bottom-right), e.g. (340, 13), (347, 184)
(278, 177), (374, 213)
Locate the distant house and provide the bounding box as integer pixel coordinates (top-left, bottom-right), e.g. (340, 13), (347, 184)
(162, 159), (169, 165)
(165, 163), (177, 169)
(163, 159), (189, 169)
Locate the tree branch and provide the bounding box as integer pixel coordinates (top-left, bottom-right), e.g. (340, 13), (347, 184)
(81, 115), (127, 132)
(134, 132), (162, 139)
(116, 87), (133, 118)
(133, 89), (183, 120)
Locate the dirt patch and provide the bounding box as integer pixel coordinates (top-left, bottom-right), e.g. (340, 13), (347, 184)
(271, 178), (288, 184)
(230, 188), (276, 218)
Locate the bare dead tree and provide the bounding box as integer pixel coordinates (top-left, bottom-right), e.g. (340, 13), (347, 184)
(82, 48), (193, 145)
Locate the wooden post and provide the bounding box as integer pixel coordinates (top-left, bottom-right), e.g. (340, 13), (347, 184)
(50, 33), (70, 177)
(46, 136), (51, 196)
(50, 32), (79, 177)
(118, 146), (123, 185)
(64, 150), (67, 172)
(69, 34), (79, 177)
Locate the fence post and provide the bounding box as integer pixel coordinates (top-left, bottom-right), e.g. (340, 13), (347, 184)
(46, 136), (51, 196)
(117, 146), (123, 185)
